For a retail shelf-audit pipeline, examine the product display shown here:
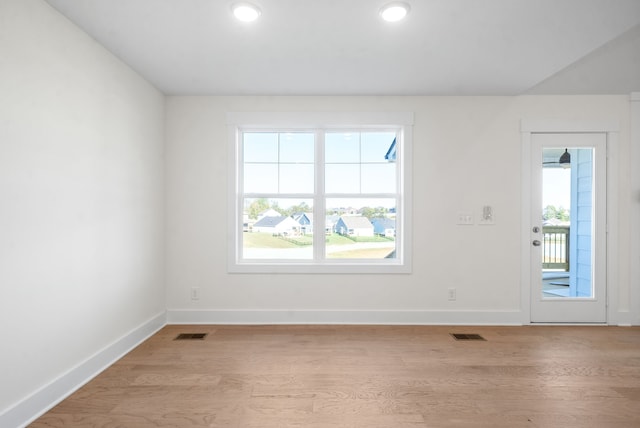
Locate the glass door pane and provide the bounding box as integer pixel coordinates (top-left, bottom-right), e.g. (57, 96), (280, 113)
(541, 148), (594, 299)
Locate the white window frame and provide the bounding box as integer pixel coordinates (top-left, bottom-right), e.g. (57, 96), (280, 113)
(227, 112), (413, 274)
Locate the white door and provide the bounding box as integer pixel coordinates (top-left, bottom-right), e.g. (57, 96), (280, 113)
(529, 133), (607, 323)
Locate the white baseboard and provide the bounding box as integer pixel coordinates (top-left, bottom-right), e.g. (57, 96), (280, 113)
(0, 312), (167, 428)
(166, 309), (524, 325)
(612, 311), (640, 326)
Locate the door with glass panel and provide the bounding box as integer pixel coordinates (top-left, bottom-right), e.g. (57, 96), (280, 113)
(529, 133), (607, 323)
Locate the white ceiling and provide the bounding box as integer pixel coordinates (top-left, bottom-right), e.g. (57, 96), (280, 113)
(44, 0), (640, 96)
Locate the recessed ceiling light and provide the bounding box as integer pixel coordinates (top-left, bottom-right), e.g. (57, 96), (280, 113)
(232, 2), (261, 22)
(379, 2), (410, 22)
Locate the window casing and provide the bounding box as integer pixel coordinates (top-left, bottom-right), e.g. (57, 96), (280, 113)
(227, 112), (412, 273)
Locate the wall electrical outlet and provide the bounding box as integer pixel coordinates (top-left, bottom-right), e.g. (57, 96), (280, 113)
(191, 287), (200, 301)
(448, 288), (457, 301)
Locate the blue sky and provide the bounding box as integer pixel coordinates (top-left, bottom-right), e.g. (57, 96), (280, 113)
(543, 168), (571, 209)
(243, 131), (397, 196)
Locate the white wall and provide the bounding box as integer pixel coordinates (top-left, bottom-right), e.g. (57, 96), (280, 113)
(631, 93), (640, 325)
(0, 0), (165, 423)
(165, 95), (633, 324)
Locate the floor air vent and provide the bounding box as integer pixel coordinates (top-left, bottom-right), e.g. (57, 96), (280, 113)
(174, 333), (208, 340)
(450, 333), (486, 341)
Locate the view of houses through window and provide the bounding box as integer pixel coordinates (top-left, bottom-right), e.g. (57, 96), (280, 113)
(243, 197), (396, 259)
(240, 130), (399, 262)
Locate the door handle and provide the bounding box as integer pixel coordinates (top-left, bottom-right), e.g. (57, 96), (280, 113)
(532, 240), (541, 246)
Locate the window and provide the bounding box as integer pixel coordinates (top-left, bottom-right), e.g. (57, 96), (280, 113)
(227, 112), (413, 273)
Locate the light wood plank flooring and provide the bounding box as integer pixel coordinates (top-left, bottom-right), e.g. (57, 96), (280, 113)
(32, 325), (640, 427)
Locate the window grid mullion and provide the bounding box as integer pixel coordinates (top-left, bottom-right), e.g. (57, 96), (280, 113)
(314, 130), (325, 262)
(277, 132), (281, 194)
(359, 132), (362, 194)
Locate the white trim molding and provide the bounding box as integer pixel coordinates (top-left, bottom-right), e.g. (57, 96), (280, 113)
(226, 111), (415, 127)
(166, 309), (523, 325)
(630, 93), (640, 325)
(520, 119), (620, 134)
(226, 111), (414, 274)
(0, 312), (167, 428)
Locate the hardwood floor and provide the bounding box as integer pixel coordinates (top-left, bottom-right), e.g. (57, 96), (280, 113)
(31, 325), (640, 427)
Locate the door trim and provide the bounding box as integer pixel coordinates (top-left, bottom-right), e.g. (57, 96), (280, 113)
(631, 93), (640, 326)
(520, 119), (619, 325)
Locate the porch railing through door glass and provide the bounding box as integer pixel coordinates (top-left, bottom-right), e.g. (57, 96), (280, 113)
(542, 225), (569, 271)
